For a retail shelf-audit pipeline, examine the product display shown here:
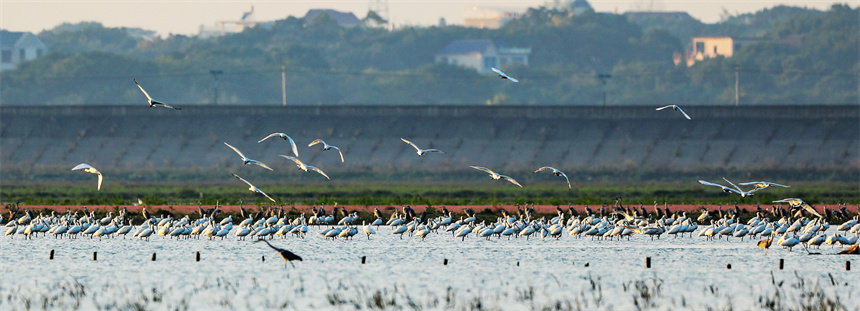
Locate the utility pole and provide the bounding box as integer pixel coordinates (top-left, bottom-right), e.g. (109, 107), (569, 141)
(210, 70), (223, 105)
(281, 65), (286, 106)
(598, 73), (612, 106)
(734, 65), (739, 106)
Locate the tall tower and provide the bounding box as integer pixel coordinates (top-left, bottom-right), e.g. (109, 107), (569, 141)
(368, 0), (390, 26)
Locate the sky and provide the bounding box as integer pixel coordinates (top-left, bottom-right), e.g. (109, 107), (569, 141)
(0, 0), (845, 36)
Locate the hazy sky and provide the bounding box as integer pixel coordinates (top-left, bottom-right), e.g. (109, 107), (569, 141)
(1, 0), (844, 36)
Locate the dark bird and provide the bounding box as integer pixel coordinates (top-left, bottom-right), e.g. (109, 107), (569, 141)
(256, 239), (302, 267)
(758, 235), (774, 255)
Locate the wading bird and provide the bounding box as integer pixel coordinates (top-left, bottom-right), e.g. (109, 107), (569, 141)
(533, 166), (571, 190)
(401, 138), (445, 157)
(258, 133), (299, 158)
(491, 67), (519, 82)
(134, 78), (181, 110)
(231, 173), (276, 202)
(256, 239), (302, 268)
(72, 163), (103, 191)
(656, 105), (691, 120)
(308, 139), (344, 162)
(470, 166), (522, 187)
(224, 142), (274, 171)
(279, 155), (330, 180)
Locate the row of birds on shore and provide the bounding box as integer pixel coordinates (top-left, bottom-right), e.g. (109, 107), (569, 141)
(5, 201), (859, 255)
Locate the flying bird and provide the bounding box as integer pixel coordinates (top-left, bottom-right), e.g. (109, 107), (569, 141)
(491, 67), (519, 82)
(534, 166), (571, 190)
(72, 163), (103, 191)
(470, 166), (522, 187)
(231, 173), (276, 202)
(279, 155), (330, 180)
(308, 139), (344, 162)
(401, 138), (445, 157)
(255, 239), (302, 267)
(698, 178), (754, 197)
(773, 198), (823, 218)
(258, 133), (299, 158)
(224, 142), (274, 171)
(656, 105), (691, 120)
(134, 78), (181, 110)
(739, 181), (790, 192)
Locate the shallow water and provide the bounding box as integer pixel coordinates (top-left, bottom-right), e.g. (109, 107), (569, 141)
(1, 226), (857, 310)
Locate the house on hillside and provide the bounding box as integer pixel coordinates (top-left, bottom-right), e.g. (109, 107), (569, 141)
(680, 36), (759, 66)
(303, 9), (362, 27)
(624, 11), (695, 22)
(0, 30), (47, 71)
(435, 40), (531, 74)
(464, 7), (521, 29)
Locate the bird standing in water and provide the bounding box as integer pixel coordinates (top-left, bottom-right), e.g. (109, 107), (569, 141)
(256, 239), (302, 268)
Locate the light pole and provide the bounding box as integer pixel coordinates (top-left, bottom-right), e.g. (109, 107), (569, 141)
(598, 73), (611, 106)
(210, 70), (223, 105)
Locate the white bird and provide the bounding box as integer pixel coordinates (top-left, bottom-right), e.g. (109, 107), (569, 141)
(134, 78), (181, 110)
(308, 139), (344, 162)
(258, 133), (299, 157)
(534, 166), (571, 190)
(470, 166), (522, 187)
(739, 181), (790, 192)
(72, 163), (103, 191)
(279, 155), (330, 180)
(698, 178), (754, 197)
(656, 105), (691, 120)
(773, 198), (823, 218)
(491, 67), (518, 83)
(231, 173), (276, 202)
(224, 142), (274, 171)
(400, 138), (445, 157)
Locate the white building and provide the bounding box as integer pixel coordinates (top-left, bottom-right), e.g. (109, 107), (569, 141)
(0, 30), (47, 71)
(435, 40), (531, 74)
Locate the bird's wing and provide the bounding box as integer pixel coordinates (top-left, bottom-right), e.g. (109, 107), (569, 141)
(559, 171), (571, 190)
(491, 67), (505, 76)
(258, 189), (276, 203)
(308, 139), (323, 147)
(158, 102), (181, 110)
(134, 79), (153, 101)
(401, 138), (420, 151)
(698, 180), (725, 188)
(507, 76), (519, 83)
(425, 149), (445, 154)
(768, 182), (790, 188)
(722, 177), (745, 193)
(285, 135), (299, 158)
(308, 166), (331, 180)
(279, 155), (306, 170)
(501, 175), (523, 188)
(773, 198), (802, 206)
(72, 163), (95, 171)
(96, 173), (103, 191)
(737, 181), (764, 186)
(655, 105), (673, 111)
(534, 166), (553, 173)
(224, 142), (247, 159)
(470, 166), (496, 175)
(676, 106), (692, 120)
(257, 133), (282, 143)
(331, 146), (345, 162)
(231, 173), (253, 187)
(801, 203), (823, 218)
(249, 160), (274, 171)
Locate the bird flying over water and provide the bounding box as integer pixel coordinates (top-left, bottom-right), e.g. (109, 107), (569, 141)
(308, 139), (344, 162)
(224, 142), (274, 171)
(698, 178), (754, 197)
(534, 166), (571, 190)
(656, 105), (691, 120)
(231, 173), (275, 202)
(279, 155), (330, 180)
(134, 78), (181, 110)
(401, 138), (445, 157)
(470, 166), (522, 187)
(258, 133), (299, 158)
(491, 67), (518, 83)
(72, 163), (103, 191)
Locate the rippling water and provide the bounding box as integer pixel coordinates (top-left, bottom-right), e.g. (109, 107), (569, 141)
(1, 226), (857, 310)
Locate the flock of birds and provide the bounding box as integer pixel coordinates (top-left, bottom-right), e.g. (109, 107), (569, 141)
(36, 68), (855, 263)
